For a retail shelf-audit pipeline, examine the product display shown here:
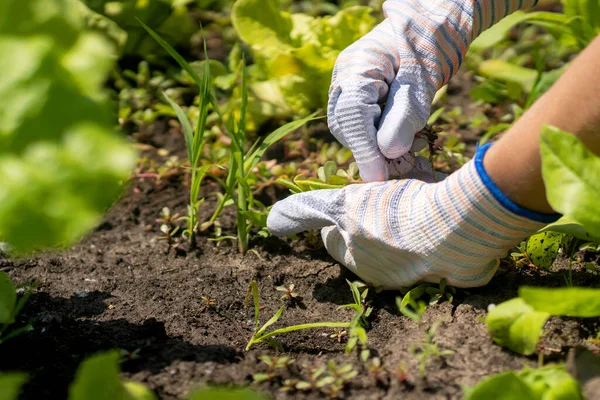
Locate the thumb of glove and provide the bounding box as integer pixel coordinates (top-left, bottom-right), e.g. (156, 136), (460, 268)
(267, 189), (344, 236)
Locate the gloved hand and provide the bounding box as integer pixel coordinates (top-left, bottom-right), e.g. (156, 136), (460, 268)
(268, 145), (557, 289)
(328, 0), (538, 182)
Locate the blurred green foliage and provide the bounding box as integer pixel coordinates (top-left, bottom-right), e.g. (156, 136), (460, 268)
(0, 0), (136, 252)
(79, 0), (196, 55)
(231, 0), (376, 118)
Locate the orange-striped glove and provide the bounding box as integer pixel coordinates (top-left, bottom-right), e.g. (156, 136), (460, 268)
(328, 0), (538, 182)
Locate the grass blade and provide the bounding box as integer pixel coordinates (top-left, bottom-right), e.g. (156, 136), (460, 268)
(163, 91), (194, 164)
(257, 305), (285, 336)
(137, 18), (203, 88)
(244, 112), (323, 173)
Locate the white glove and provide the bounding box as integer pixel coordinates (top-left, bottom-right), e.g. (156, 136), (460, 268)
(328, 0), (538, 182)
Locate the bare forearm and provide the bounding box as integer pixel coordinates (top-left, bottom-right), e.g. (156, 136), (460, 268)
(484, 34), (600, 214)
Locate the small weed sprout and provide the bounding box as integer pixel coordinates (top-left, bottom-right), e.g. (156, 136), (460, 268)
(199, 296), (216, 313)
(0, 273), (37, 344)
(339, 280), (373, 355)
(157, 224), (179, 245)
(276, 284), (300, 301)
(293, 361), (358, 398)
(409, 322), (454, 377)
(366, 357), (387, 383)
(156, 207), (179, 226)
(245, 280), (351, 351)
(511, 241), (535, 268)
(119, 348), (141, 363)
(425, 279), (456, 305)
(330, 328), (347, 343)
(252, 355), (295, 384)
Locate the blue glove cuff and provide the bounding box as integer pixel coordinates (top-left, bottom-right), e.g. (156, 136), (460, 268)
(475, 143), (561, 223)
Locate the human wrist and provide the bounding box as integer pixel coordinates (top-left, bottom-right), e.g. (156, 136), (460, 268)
(475, 143), (560, 223)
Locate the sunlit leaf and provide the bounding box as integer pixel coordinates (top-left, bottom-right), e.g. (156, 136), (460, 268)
(525, 231), (562, 269)
(486, 298), (549, 355)
(540, 126), (600, 238)
(519, 287), (600, 317)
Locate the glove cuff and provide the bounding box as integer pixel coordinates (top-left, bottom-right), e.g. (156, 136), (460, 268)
(474, 143), (560, 224)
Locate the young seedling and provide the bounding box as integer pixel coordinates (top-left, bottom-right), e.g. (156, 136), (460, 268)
(366, 357), (387, 384)
(156, 207), (180, 226)
(330, 328), (347, 344)
(0, 273), (36, 344)
(204, 59), (322, 254)
(157, 224), (179, 246)
(293, 361), (358, 398)
(245, 280), (351, 351)
(252, 355), (295, 384)
(338, 280), (373, 355)
(425, 278), (456, 305)
(139, 21), (213, 246)
(199, 296), (216, 313)
(275, 284), (300, 302)
(397, 286), (428, 323)
(409, 322), (454, 377)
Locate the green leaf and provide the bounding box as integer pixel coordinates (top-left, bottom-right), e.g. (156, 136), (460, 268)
(68, 351), (123, 400)
(123, 381), (157, 400)
(257, 305), (285, 336)
(539, 216), (599, 242)
(478, 60), (538, 92)
(519, 366), (582, 400)
(525, 231), (562, 269)
(187, 387), (268, 400)
(470, 11), (530, 51)
(467, 366), (581, 400)
(244, 112), (322, 173)
(0, 373), (28, 400)
(0, 0), (136, 253)
(486, 298), (549, 355)
(162, 92), (194, 164)
(465, 371), (537, 400)
(540, 126), (600, 238)
(519, 286), (600, 317)
(0, 272), (16, 325)
(231, 0), (293, 56)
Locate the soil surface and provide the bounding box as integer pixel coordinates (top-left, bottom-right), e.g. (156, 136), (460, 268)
(2, 71), (600, 400)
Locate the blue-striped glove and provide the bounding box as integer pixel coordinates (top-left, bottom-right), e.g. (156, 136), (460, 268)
(268, 145), (558, 289)
(329, 0), (538, 182)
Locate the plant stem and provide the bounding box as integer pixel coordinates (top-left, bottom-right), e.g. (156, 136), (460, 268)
(246, 322), (352, 351)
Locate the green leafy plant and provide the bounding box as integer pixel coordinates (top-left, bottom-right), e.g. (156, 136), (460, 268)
(79, 0), (195, 56)
(141, 20), (322, 252)
(540, 125), (600, 239)
(0, 272), (36, 345)
(486, 298), (550, 356)
(204, 58), (322, 253)
(231, 0), (376, 117)
(486, 287), (600, 355)
(0, 0), (137, 253)
(245, 280), (351, 351)
(465, 365), (582, 400)
(2, 349), (268, 400)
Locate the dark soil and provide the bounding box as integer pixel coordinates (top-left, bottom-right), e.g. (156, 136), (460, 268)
(2, 71), (600, 400)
